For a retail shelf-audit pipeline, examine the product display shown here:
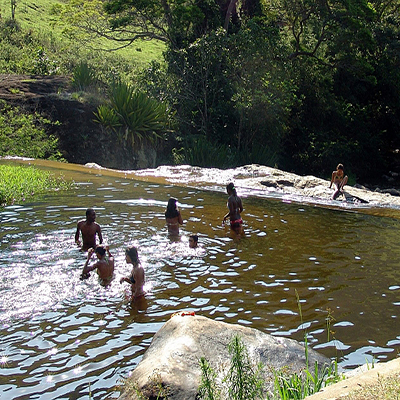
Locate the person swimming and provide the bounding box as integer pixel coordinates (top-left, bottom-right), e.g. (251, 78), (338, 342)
(165, 197), (183, 235)
(80, 245), (114, 284)
(189, 234), (198, 248)
(120, 246), (145, 299)
(222, 182), (244, 235)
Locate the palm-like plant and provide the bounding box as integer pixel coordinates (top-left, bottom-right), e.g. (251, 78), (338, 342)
(107, 81), (170, 144)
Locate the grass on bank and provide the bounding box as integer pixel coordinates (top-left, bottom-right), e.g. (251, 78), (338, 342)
(0, 164), (71, 206)
(341, 374), (400, 400)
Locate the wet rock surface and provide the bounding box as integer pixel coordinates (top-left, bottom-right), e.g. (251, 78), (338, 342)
(129, 164), (400, 212)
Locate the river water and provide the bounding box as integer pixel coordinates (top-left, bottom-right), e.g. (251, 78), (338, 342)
(0, 159), (399, 399)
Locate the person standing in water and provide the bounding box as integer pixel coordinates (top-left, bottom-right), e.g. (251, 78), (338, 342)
(80, 245), (114, 285)
(165, 197), (183, 235)
(120, 246), (145, 300)
(75, 208), (103, 251)
(222, 182), (243, 235)
(329, 163), (348, 200)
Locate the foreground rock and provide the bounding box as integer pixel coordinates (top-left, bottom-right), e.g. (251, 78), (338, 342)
(119, 314), (330, 400)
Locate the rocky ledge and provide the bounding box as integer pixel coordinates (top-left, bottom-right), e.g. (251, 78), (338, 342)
(126, 164), (400, 213)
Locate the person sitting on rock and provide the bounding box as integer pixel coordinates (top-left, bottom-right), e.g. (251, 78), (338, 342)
(330, 163), (348, 200)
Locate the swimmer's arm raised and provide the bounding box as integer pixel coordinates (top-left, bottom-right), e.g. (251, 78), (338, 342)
(81, 248), (95, 276)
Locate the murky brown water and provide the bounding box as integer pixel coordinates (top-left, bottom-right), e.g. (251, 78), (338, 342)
(0, 159), (399, 399)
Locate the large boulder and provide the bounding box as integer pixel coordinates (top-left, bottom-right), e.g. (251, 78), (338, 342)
(119, 314), (331, 400)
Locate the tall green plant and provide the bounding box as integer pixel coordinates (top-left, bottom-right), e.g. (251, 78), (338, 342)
(173, 135), (236, 168)
(72, 61), (96, 90)
(198, 357), (220, 400)
(0, 165), (70, 206)
(198, 335), (264, 400)
(95, 81), (171, 144)
(270, 291), (344, 399)
(225, 335), (265, 400)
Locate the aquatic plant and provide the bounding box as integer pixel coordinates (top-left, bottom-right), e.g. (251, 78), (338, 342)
(0, 164), (71, 206)
(198, 334), (264, 400)
(198, 357), (221, 400)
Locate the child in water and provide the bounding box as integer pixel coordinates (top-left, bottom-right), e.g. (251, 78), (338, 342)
(120, 246), (145, 299)
(189, 234), (198, 248)
(80, 245), (114, 285)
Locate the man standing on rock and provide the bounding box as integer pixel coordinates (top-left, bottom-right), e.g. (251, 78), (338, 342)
(75, 208), (103, 251)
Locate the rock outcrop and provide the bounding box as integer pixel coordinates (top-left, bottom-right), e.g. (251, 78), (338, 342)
(119, 313), (330, 400)
(131, 164), (400, 211)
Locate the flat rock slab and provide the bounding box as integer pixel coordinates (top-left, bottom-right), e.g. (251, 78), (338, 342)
(129, 164), (400, 211)
(119, 314), (330, 400)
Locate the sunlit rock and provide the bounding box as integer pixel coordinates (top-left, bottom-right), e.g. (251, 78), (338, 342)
(119, 314), (330, 400)
(131, 164), (400, 210)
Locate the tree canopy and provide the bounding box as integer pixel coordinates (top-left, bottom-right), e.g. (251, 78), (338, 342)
(57, 0), (400, 181)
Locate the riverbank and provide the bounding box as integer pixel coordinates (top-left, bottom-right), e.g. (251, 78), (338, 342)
(305, 357), (400, 400)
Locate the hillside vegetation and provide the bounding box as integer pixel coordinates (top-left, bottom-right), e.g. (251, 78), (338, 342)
(1, 0), (400, 185)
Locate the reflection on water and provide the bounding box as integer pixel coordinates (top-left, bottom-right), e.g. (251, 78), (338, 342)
(1, 161), (400, 399)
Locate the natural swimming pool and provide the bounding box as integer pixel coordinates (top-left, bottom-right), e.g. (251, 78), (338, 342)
(0, 160), (399, 399)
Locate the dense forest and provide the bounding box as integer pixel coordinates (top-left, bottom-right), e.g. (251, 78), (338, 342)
(1, 0), (400, 183)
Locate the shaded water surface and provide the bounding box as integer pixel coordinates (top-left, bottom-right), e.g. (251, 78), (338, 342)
(0, 161), (399, 399)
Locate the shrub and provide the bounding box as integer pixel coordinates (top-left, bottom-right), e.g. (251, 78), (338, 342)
(94, 81), (171, 145)
(32, 46), (59, 75)
(0, 100), (63, 160)
(72, 61), (97, 90)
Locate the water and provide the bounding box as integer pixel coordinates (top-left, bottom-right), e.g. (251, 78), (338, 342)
(1, 160), (399, 399)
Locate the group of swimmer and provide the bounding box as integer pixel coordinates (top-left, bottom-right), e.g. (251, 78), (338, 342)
(75, 208), (146, 299)
(75, 167), (346, 299)
(74, 193), (206, 300)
